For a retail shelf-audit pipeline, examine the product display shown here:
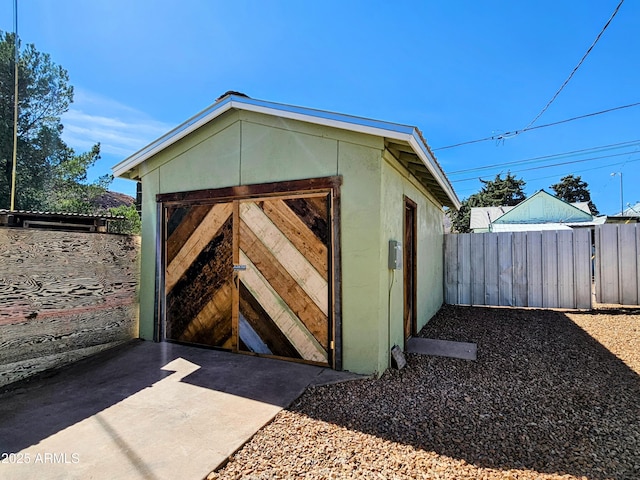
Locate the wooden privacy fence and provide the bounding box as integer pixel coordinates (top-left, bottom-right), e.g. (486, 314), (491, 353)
(0, 228), (139, 388)
(595, 223), (640, 305)
(445, 229), (592, 309)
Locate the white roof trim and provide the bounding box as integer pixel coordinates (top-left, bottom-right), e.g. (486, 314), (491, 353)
(112, 100), (234, 178)
(407, 135), (460, 209)
(112, 95), (460, 208)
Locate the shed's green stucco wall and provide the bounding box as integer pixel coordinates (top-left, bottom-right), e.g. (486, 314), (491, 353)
(380, 151), (444, 357)
(135, 109), (444, 375)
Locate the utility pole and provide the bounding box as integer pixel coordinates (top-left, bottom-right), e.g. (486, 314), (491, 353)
(10, 0), (19, 211)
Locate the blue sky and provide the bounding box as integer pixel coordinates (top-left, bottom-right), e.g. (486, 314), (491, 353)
(1, 0), (638, 215)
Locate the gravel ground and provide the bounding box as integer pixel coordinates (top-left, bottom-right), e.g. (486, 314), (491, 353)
(210, 305), (640, 480)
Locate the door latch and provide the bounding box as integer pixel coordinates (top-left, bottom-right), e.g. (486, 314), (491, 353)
(233, 265), (247, 271)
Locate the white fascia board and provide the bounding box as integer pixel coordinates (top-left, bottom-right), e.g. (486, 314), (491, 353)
(112, 99), (235, 178)
(112, 95), (460, 210)
(112, 96), (415, 178)
(233, 100), (415, 139)
(407, 134), (461, 209)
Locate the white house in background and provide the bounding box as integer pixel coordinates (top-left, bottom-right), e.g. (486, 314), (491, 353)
(470, 206), (514, 232)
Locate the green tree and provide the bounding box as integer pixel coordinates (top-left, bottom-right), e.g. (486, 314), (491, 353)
(550, 174), (599, 216)
(451, 194), (483, 234)
(107, 204), (141, 235)
(478, 172), (526, 206)
(451, 172), (526, 233)
(0, 31), (108, 211)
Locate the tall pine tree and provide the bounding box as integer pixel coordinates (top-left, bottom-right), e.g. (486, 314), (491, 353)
(550, 174), (599, 216)
(451, 172), (526, 233)
(0, 31), (108, 211)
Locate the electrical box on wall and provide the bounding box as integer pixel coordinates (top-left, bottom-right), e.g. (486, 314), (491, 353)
(388, 240), (402, 270)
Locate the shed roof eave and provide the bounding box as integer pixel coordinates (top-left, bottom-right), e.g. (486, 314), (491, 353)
(112, 95), (460, 209)
(112, 99), (236, 178)
(407, 134), (460, 210)
(113, 96), (416, 178)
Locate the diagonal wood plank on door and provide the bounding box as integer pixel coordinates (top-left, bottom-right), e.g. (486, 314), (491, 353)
(284, 197), (329, 245)
(178, 280), (233, 347)
(240, 202), (328, 316)
(239, 251), (327, 363)
(260, 199), (328, 281)
(239, 219), (328, 349)
(239, 283), (301, 358)
(166, 202), (233, 293)
(166, 205), (212, 264)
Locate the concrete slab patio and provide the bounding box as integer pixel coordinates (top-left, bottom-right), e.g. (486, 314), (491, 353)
(0, 340), (361, 480)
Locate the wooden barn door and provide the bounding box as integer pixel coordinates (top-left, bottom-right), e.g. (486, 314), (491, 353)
(161, 187), (334, 366)
(237, 195), (330, 364)
(164, 202), (235, 349)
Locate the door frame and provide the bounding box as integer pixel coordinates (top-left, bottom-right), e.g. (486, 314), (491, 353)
(403, 196), (417, 347)
(155, 176), (343, 369)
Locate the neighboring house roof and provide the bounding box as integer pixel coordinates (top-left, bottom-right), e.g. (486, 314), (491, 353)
(490, 223), (573, 232)
(469, 190), (601, 233)
(623, 202), (640, 216)
(112, 94), (460, 209)
(572, 202), (592, 214)
(469, 206), (515, 231)
(492, 190), (593, 225)
(491, 216), (607, 232)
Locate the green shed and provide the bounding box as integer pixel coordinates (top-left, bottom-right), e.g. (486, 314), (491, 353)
(113, 93), (460, 375)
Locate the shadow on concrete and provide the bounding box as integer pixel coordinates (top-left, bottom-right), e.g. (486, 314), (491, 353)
(0, 340), (354, 456)
(289, 305), (640, 480)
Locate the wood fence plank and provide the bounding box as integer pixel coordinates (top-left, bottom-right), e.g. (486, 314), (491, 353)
(556, 231), (575, 308)
(445, 225), (640, 310)
(619, 224), (639, 305)
(598, 225), (620, 304)
(484, 234), (499, 305)
(637, 225), (640, 306)
(497, 233), (513, 306)
(574, 228), (592, 309)
(595, 226), (603, 303)
(470, 234), (485, 305)
(512, 232), (528, 307)
(527, 231), (543, 307)
(542, 231), (559, 308)
(458, 234), (472, 305)
(444, 235), (458, 304)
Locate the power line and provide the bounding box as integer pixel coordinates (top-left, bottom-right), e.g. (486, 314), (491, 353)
(526, 157), (640, 183)
(453, 156), (640, 196)
(432, 101), (640, 151)
(450, 150), (640, 183)
(447, 139), (640, 175)
(521, 0), (626, 131)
